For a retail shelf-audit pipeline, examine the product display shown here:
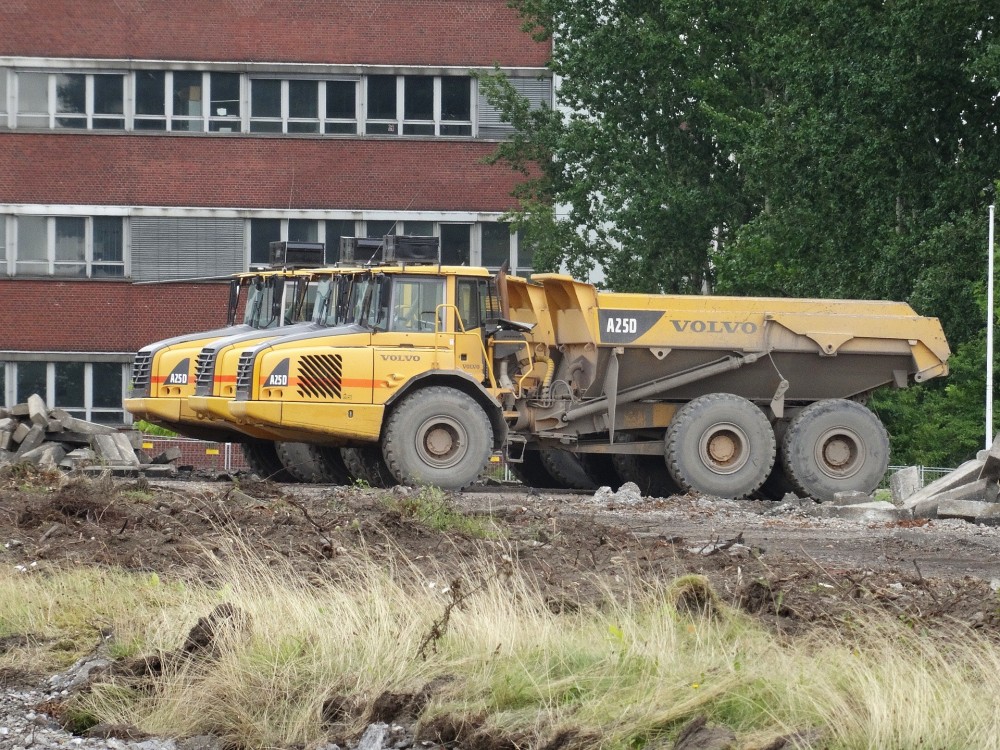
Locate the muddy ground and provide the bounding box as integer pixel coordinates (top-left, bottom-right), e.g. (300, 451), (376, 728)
(3, 470), (1000, 633)
(2, 469), (1000, 747)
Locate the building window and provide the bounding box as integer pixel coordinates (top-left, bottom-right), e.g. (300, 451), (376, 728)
(481, 223), (513, 269)
(250, 218), (281, 265)
(16, 72), (125, 130)
(325, 219), (355, 264)
(0, 69), (7, 122)
(366, 75), (397, 134)
(251, 78), (357, 134)
(325, 80), (357, 134)
(0, 215), (6, 272)
(135, 71), (166, 130)
(13, 216), (125, 278)
(171, 71), (203, 131)
(208, 73), (241, 132)
(367, 75), (472, 136)
(16, 72), (48, 128)
(3, 360), (128, 424)
(441, 224), (471, 265)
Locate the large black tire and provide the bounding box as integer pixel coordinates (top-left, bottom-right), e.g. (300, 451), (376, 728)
(341, 446), (398, 488)
(579, 453), (624, 490)
(780, 399), (889, 502)
(382, 387), (493, 489)
(755, 420), (798, 501)
(612, 435), (681, 498)
(665, 393), (775, 499)
(539, 449), (597, 491)
(312, 446), (353, 484)
(241, 440), (296, 482)
(507, 450), (564, 489)
(275, 442), (341, 483)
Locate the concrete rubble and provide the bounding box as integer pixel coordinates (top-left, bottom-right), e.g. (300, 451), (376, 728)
(0, 393), (177, 477)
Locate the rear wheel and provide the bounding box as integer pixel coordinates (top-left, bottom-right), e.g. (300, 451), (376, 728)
(579, 453), (624, 490)
(341, 446), (398, 488)
(241, 439), (296, 482)
(612, 435), (681, 498)
(665, 393), (775, 499)
(539, 449), (597, 491)
(508, 450), (564, 489)
(382, 386), (493, 490)
(781, 399), (889, 501)
(275, 442), (341, 483)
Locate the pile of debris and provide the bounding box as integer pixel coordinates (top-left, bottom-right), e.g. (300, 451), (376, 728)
(0, 393), (176, 476)
(897, 435), (1000, 524)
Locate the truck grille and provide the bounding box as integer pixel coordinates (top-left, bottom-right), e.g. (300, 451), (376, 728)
(194, 347), (216, 396)
(297, 354), (343, 399)
(131, 351), (153, 394)
(235, 352), (255, 399)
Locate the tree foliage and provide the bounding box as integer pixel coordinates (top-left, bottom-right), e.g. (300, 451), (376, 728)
(485, 0), (1000, 463)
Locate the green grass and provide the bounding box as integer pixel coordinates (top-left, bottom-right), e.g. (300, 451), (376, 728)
(384, 485), (500, 538)
(3, 545), (1000, 749)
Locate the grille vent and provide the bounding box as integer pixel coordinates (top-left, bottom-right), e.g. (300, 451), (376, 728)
(131, 351), (153, 394)
(194, 347), (216, 396)
(297, 354), (343, 399)
(235, 352), (255, 399)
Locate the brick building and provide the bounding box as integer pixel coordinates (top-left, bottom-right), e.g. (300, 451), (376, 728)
(0, 0), (551, 423)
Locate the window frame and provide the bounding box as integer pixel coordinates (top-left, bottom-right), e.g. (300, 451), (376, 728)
(16, 71), (126, 130)
(365, 75), (473, 137)
(12, 215), (126, 278)
(2, 359), (130, 425)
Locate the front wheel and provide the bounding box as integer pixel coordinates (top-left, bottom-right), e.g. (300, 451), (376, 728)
(382, 387), (493, 490)
(780, 399), (889, 501)
(665, 393), (775, 499)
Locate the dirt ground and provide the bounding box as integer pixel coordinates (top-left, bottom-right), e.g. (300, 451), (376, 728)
(3, 469), (1000, 636)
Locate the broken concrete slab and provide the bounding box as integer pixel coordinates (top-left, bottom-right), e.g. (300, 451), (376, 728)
(0, 417), (16, 432)
(27, 394), (49, 427)
(60, 415), (116, 435)
(17, 443), (67, 468)
(937, 498), (1000, 524)
(91, 433), (141, 467)
(9, 403), (29, 417)
(0, 431), (11, 452)
(151, 446), (183, 464)
(12, 422), (30, 444)
(890, 466), (922, 505)
(832, 491), (873, 506)
(910, 478), (1000, 519)
(980, 434), (1000, 480)
(811, 501), (910, 523)
(60, 447), (97, 469)
(902, 459), (985, 510)
(14, 425), (46, 458)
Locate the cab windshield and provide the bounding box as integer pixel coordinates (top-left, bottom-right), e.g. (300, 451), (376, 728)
(316, 273), (376, 327)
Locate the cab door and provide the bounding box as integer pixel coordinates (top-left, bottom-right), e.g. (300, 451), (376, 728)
(453, 277), (491, 384)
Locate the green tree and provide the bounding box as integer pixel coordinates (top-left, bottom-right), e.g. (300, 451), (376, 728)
(486, 0), (1000, 465)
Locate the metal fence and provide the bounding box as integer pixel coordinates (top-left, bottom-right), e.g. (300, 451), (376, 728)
(882, 465), (954, 489)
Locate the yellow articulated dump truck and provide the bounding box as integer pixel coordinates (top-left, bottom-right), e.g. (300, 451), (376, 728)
(124, 243), (352, 481)
(201, 234), (949, 499)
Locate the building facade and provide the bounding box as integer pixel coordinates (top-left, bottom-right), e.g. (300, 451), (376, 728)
(0, 0), (551, 424)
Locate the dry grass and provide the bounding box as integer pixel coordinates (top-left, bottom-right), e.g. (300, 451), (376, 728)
(2, 542), (1000, 749)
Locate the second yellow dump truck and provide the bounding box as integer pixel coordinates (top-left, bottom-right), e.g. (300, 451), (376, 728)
(199, 235), (949, 500)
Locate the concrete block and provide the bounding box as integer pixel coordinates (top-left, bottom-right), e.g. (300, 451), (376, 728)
(937, 498), (1000, 523)
(832, 491), (873, 506)
(12, 422), (30, 444)
(0, 417), (16, 432)
(981, 434), (1000, 480)
(152, 446), (183, 464)
(27, 394), (49, 427)
(60, 447), (97, 468)
(91, 433), (140, 467)
(61, 415), (116, 435)
(14, 425), (46, 458)
(902, 459), (985, 510)
(17, 443), (67, 468)
(810, 501), (910, 523)
(909, 478), (997, 519)
(46, 418), (65, 433)
(890, 466), (922, 504)
(9, 403), (30, 417)
(0, 431), (11, 452)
